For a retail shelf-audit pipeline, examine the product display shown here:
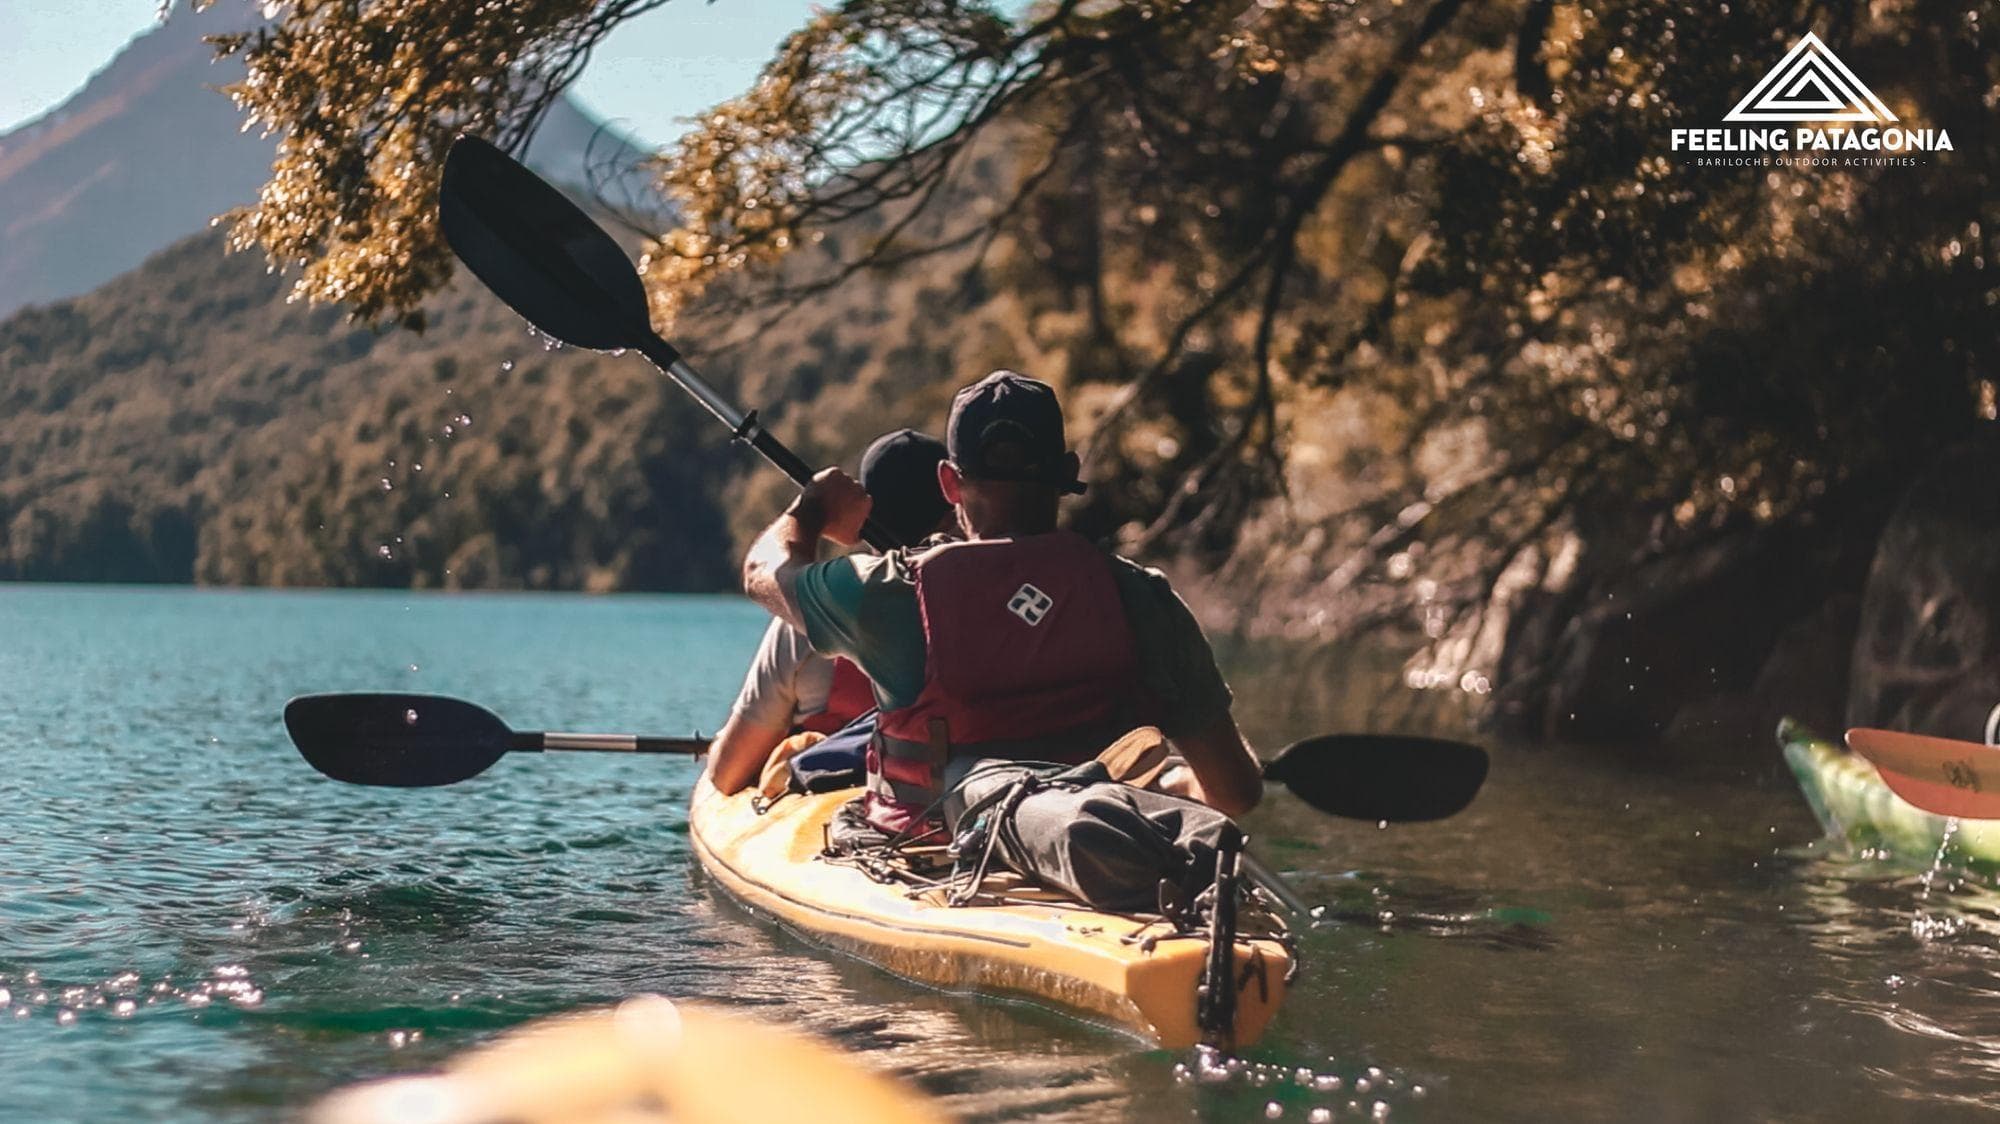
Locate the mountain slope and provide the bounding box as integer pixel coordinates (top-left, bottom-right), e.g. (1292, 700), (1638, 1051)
(0, 1), (643, 320)
(0, 226), (740, 589)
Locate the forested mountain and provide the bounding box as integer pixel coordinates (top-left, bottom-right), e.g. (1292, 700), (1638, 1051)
(0, 227), (738, 590)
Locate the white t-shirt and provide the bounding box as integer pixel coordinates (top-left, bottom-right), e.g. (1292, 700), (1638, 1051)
(729, 617), (837, 731)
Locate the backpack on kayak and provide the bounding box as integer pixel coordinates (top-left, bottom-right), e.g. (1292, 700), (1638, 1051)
(790, 711), (875, 793)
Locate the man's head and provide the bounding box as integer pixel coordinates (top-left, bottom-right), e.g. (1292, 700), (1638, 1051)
(859, 428), (951, 547)
(941, 370), (1083, 538)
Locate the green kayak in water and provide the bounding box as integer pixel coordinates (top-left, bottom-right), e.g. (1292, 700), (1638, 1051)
(1780, 717), (2000, 873)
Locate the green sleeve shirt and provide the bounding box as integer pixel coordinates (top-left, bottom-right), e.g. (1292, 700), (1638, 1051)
(793, 547), (1233, 737)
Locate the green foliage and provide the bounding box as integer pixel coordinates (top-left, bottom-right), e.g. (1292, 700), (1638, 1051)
(0, 230), (736, 589)
(204, 0), (670, 327)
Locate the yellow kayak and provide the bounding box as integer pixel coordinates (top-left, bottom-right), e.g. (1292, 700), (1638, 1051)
(687, 775), (1292, 1049)
(311, 994), (943, 1124)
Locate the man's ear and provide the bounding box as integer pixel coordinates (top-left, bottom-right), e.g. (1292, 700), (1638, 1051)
(938, 460), (963, 504)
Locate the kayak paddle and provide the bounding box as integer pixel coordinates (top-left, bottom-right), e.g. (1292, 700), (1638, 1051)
(436, 134), (901, 551)
(1264, 732), (1487, 822)
(286, 692), (1486, 822)
(284, 693), (706, 788)
(1846, 727), (2000, 820)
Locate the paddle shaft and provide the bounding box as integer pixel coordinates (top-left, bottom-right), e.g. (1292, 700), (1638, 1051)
(511, 731), (709, 755)
(633, 335), (900, 552)
(1239, 851), (1317, 917)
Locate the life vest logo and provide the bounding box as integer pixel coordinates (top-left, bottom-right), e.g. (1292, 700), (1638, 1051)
(1670, 30), (1951, 167)
(1007, 583), (1053, 626)
(1723, 32), (1894, 123)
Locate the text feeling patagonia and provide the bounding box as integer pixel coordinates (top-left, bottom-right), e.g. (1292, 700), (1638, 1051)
(1672, 127), (1953, 152)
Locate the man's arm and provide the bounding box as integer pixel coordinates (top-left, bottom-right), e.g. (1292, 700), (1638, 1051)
(706, 711), (793, 795)
(743, 468), (872, 631)
(1157, 715), (1264, 817)
(706, 621), (812, 795)
(1115, 561), (1263, 816)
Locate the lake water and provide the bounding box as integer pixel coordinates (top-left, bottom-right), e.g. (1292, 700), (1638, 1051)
(3, 584), (1998, 1121)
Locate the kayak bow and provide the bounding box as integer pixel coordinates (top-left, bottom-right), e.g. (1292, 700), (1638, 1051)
(1779, 717), (2000, 875)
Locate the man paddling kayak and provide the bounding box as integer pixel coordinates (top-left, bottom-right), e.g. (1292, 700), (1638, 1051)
(709, 429), (953, 795)
(743, 370), (1264, 909)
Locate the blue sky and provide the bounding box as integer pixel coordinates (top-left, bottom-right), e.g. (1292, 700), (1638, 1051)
(0, 0), (820, 147)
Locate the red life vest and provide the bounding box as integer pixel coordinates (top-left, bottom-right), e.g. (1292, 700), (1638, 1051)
(796, 656), (875, 735)
(865, 531), (1139, 834)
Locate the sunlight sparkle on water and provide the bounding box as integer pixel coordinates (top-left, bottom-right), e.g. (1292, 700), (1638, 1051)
(1177, 1047), (1423, 1119)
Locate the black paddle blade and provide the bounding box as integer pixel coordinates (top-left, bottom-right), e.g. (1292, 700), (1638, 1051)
(284, 693), (513, 787)
(438, 135), (652, 351)
(1265, 734), (1489, 822)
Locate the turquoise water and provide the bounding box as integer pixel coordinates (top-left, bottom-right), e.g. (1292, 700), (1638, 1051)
(7, 585), (2000, 1121)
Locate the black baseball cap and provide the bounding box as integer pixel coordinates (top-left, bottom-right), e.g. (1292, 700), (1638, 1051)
(859, 428), (950, 546)
(945, 370), (1087, 495)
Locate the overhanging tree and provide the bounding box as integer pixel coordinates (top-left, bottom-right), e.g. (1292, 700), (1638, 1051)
(203, 0), (1997, 735)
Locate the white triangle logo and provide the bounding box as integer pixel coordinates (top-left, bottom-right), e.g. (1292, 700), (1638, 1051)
(1723, 32), (1897, 123)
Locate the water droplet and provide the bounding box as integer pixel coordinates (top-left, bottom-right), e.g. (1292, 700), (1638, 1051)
(1309, 1111), (1333, 1124)
(408, 664), (420, 674)
(500, 360), (515, 371)
(1265, 1102), (1284, 1119)
(404, 709), (419, 725)
(56, 1009), (76, 1026)
(380, 478), (394, 491)
(377, 545), (394, 560)
(113, 999), (136, 1018)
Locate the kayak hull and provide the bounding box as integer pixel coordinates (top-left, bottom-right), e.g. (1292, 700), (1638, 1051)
(687, 775), (1290, 1049)
(1780, 717), (2000, 873)
(312, 996), (942, 1124)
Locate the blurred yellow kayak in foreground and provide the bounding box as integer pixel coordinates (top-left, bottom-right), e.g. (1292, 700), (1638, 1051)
(313, 994), (944, 1124)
